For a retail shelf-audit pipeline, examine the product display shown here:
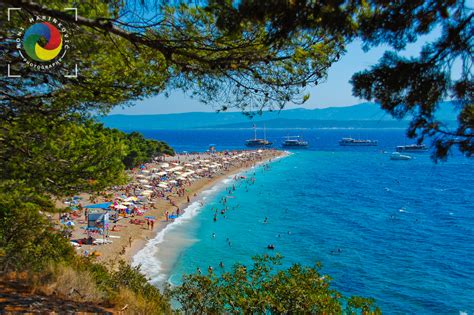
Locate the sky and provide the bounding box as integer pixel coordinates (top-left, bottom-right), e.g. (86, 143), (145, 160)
(110, 32), (441, 115)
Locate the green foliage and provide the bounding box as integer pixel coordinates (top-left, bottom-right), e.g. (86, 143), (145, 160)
(1, 0), (346, 117)
(0, 181), (76, 272)
(120, 131), (174, 169)
(0, 115), (128, 196)
(68, 259), (172, 313)
(0, 117), (173, 196)
(111, 261), (169, 306)
(168, 254), (380, 314)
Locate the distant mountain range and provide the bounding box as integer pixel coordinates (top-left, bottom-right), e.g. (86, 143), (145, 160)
(99, 101), (458, 130)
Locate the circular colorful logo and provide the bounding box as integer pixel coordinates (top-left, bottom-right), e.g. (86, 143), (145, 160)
(23, 22), (62, 62)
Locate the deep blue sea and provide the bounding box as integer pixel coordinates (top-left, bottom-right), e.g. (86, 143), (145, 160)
(131, 129), (474, 314)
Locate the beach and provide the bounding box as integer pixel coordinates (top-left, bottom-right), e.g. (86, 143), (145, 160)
(58, 149), (286, 266)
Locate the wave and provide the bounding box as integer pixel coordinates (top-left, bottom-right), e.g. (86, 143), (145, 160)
(132, 176), (233, 285)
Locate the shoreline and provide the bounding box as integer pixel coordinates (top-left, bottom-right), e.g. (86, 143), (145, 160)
(63, 149), (287, 268)
(132, 151), (290, 284)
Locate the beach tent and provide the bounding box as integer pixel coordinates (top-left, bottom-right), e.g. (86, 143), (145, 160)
(84, 202), (112, 209)
(87, 212), (109, 231)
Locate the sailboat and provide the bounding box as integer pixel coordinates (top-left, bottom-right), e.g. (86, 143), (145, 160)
(245, 124), (272, 147)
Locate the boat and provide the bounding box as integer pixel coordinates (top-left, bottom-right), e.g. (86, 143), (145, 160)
(245, 125), (272, 147)
(282, 136), (308, 148)
(390, 152), (412, 160)
(396, 144), (428, 153)
(245, 139), (272, 147)
(339, 137), (378, 146)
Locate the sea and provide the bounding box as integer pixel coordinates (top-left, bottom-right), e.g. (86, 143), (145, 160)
(130, 128), (474, 314)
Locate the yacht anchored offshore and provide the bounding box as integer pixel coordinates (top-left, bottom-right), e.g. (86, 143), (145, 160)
(339, 137), (378, 146)
(245, 125), (272, 147)
(396, 144), (428, 153)
(282, 136), (309, 148)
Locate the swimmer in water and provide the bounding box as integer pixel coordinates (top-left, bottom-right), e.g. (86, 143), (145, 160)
(219, 261), (224, 268)
(264, 217), (268, 224)
(212, 233), (216, 238)
(197, 267), (202, 274)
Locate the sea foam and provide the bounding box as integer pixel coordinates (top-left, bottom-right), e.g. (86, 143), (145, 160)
(132, 176), (233, 285)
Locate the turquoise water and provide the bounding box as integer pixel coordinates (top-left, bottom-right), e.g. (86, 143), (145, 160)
(133, 130), (474, 314)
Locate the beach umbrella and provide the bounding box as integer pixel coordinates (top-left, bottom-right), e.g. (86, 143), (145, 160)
(114, 204), (127, 209)
(143, 184), (153, 188)
(65, 221), (75, 227)
(139, 179), (149, 184)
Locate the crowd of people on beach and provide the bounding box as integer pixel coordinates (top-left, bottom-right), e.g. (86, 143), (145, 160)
(56, 149), (281, 259)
